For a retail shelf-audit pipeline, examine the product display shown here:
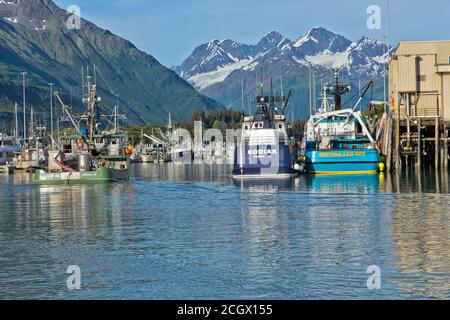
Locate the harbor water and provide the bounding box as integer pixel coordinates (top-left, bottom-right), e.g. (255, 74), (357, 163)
(0, 164), (449, 299)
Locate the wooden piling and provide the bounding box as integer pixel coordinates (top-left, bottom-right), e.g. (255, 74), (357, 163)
(417, 119), (421, 169)
(386, 113), (393, 172)
(395, 118), (401, 171)
(435, 117), (440, 169)
(445, 122), (449, 169)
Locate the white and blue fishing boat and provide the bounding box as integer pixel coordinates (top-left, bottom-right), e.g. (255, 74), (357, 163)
(303, 71), (380, 175)
(233, 78), (298, 179)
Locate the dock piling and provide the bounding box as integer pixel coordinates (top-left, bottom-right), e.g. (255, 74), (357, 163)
(435, 117), (440, 169)
(417, 119), (421, 169)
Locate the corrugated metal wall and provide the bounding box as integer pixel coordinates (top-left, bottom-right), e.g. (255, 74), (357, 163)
(397, 55), (417, 92)
(443, 74), (450, 119)
(390, 41), (450, 120)
(437, 43), (450, 64)
(416, 55), (439, 92)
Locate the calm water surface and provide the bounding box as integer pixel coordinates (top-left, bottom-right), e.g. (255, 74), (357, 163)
(0, 164), (449, 299)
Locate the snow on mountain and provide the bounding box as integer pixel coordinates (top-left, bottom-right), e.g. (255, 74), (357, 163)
(304, 50), (349, 69)
(257, 31), (291, 51)
(188, 59), (252, 90)
(174, 31), (293, 87)
(173, 39), (258, 80)
(290, 27), (352, 56)
(0, 0), (52, 30)
(175, 27), (388, 93)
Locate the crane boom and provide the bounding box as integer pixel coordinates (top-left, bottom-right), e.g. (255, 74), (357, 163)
(54, 92), (80, 133)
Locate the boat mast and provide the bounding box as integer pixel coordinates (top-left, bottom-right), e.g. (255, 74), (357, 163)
(21, 72), (27, 144)
(14, 102), (18, 140)
(334, 69), (341, 111)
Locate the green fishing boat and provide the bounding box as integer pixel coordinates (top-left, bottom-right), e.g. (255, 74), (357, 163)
(34, 167), (128, 185)
(33, 68), (131, 185)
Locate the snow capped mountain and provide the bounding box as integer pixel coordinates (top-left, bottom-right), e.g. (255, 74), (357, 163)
(257, 31), (291, 52)
(173, 31), (291, 81)
(173, 39), (256, 80)
(175, 27), (389, 93)
(290, 27), (352, 57)
(174, 27), (389, 117)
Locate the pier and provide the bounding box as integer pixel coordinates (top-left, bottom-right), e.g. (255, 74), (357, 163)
(384, 40), (450, 171)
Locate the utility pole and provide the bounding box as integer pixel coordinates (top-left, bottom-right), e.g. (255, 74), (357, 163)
(21, 72), (27, 144)
(49, 83), (54, 149)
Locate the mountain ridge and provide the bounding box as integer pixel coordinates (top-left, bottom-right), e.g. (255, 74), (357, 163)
(0, 0), (222, 129)
(174, 27), (390, 118)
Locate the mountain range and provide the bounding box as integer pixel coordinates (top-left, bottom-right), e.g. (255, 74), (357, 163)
(0, 0), (222, 131)
(174, 27), (390, 118)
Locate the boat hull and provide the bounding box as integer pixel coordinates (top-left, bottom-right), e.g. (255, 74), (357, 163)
(305, 149), (380, 175)
(33, 167), (129, 185)
(233, 144), (297, 178)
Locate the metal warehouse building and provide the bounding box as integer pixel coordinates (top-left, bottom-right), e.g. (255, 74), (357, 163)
(389, 40), (450, 119)
(388, 41), (450, 170)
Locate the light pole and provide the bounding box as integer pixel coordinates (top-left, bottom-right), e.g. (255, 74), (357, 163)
(49, 83), (54, 149)
(21, 72), (27, 144)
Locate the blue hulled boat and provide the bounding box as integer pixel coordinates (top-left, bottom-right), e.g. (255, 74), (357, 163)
(303, 70), (380, 175)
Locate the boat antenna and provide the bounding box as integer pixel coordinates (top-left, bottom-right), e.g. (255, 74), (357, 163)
(259, 68), (264, 97)
(94, 64), (97, 86)
(270, 77), (275, 119)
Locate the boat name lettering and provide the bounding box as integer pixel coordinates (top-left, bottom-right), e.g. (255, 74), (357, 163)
(248, 149), (277, 156)
(319, 152), (365, 158)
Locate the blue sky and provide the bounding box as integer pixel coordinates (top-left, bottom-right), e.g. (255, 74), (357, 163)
(54, 0), (450, 67)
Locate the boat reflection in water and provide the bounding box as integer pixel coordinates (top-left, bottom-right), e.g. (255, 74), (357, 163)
(305, 173), (380, 193)
(233, 173), (381, 194)
(0, 163), (449, 299)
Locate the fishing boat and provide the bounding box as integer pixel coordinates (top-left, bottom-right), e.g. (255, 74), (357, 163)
(303, 70), (380, 175)
(233, 77), (298, 179)
(34, 71), (130, 184)
(0, 133), (20, 165)
(0, 133), (19, 174)
(14, 126), (48, 172)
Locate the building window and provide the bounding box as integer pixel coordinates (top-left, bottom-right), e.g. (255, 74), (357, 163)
(417, 75), (426, 82)
(448, 55), (450, 64)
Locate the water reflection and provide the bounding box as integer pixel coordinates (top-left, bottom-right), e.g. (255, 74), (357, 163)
(0, 165), (448, 299)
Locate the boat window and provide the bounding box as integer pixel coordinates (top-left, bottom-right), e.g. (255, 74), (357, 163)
(279, 124), (283, 129)
(356, 123), (363, 134)
(244, 126), (248, 130)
